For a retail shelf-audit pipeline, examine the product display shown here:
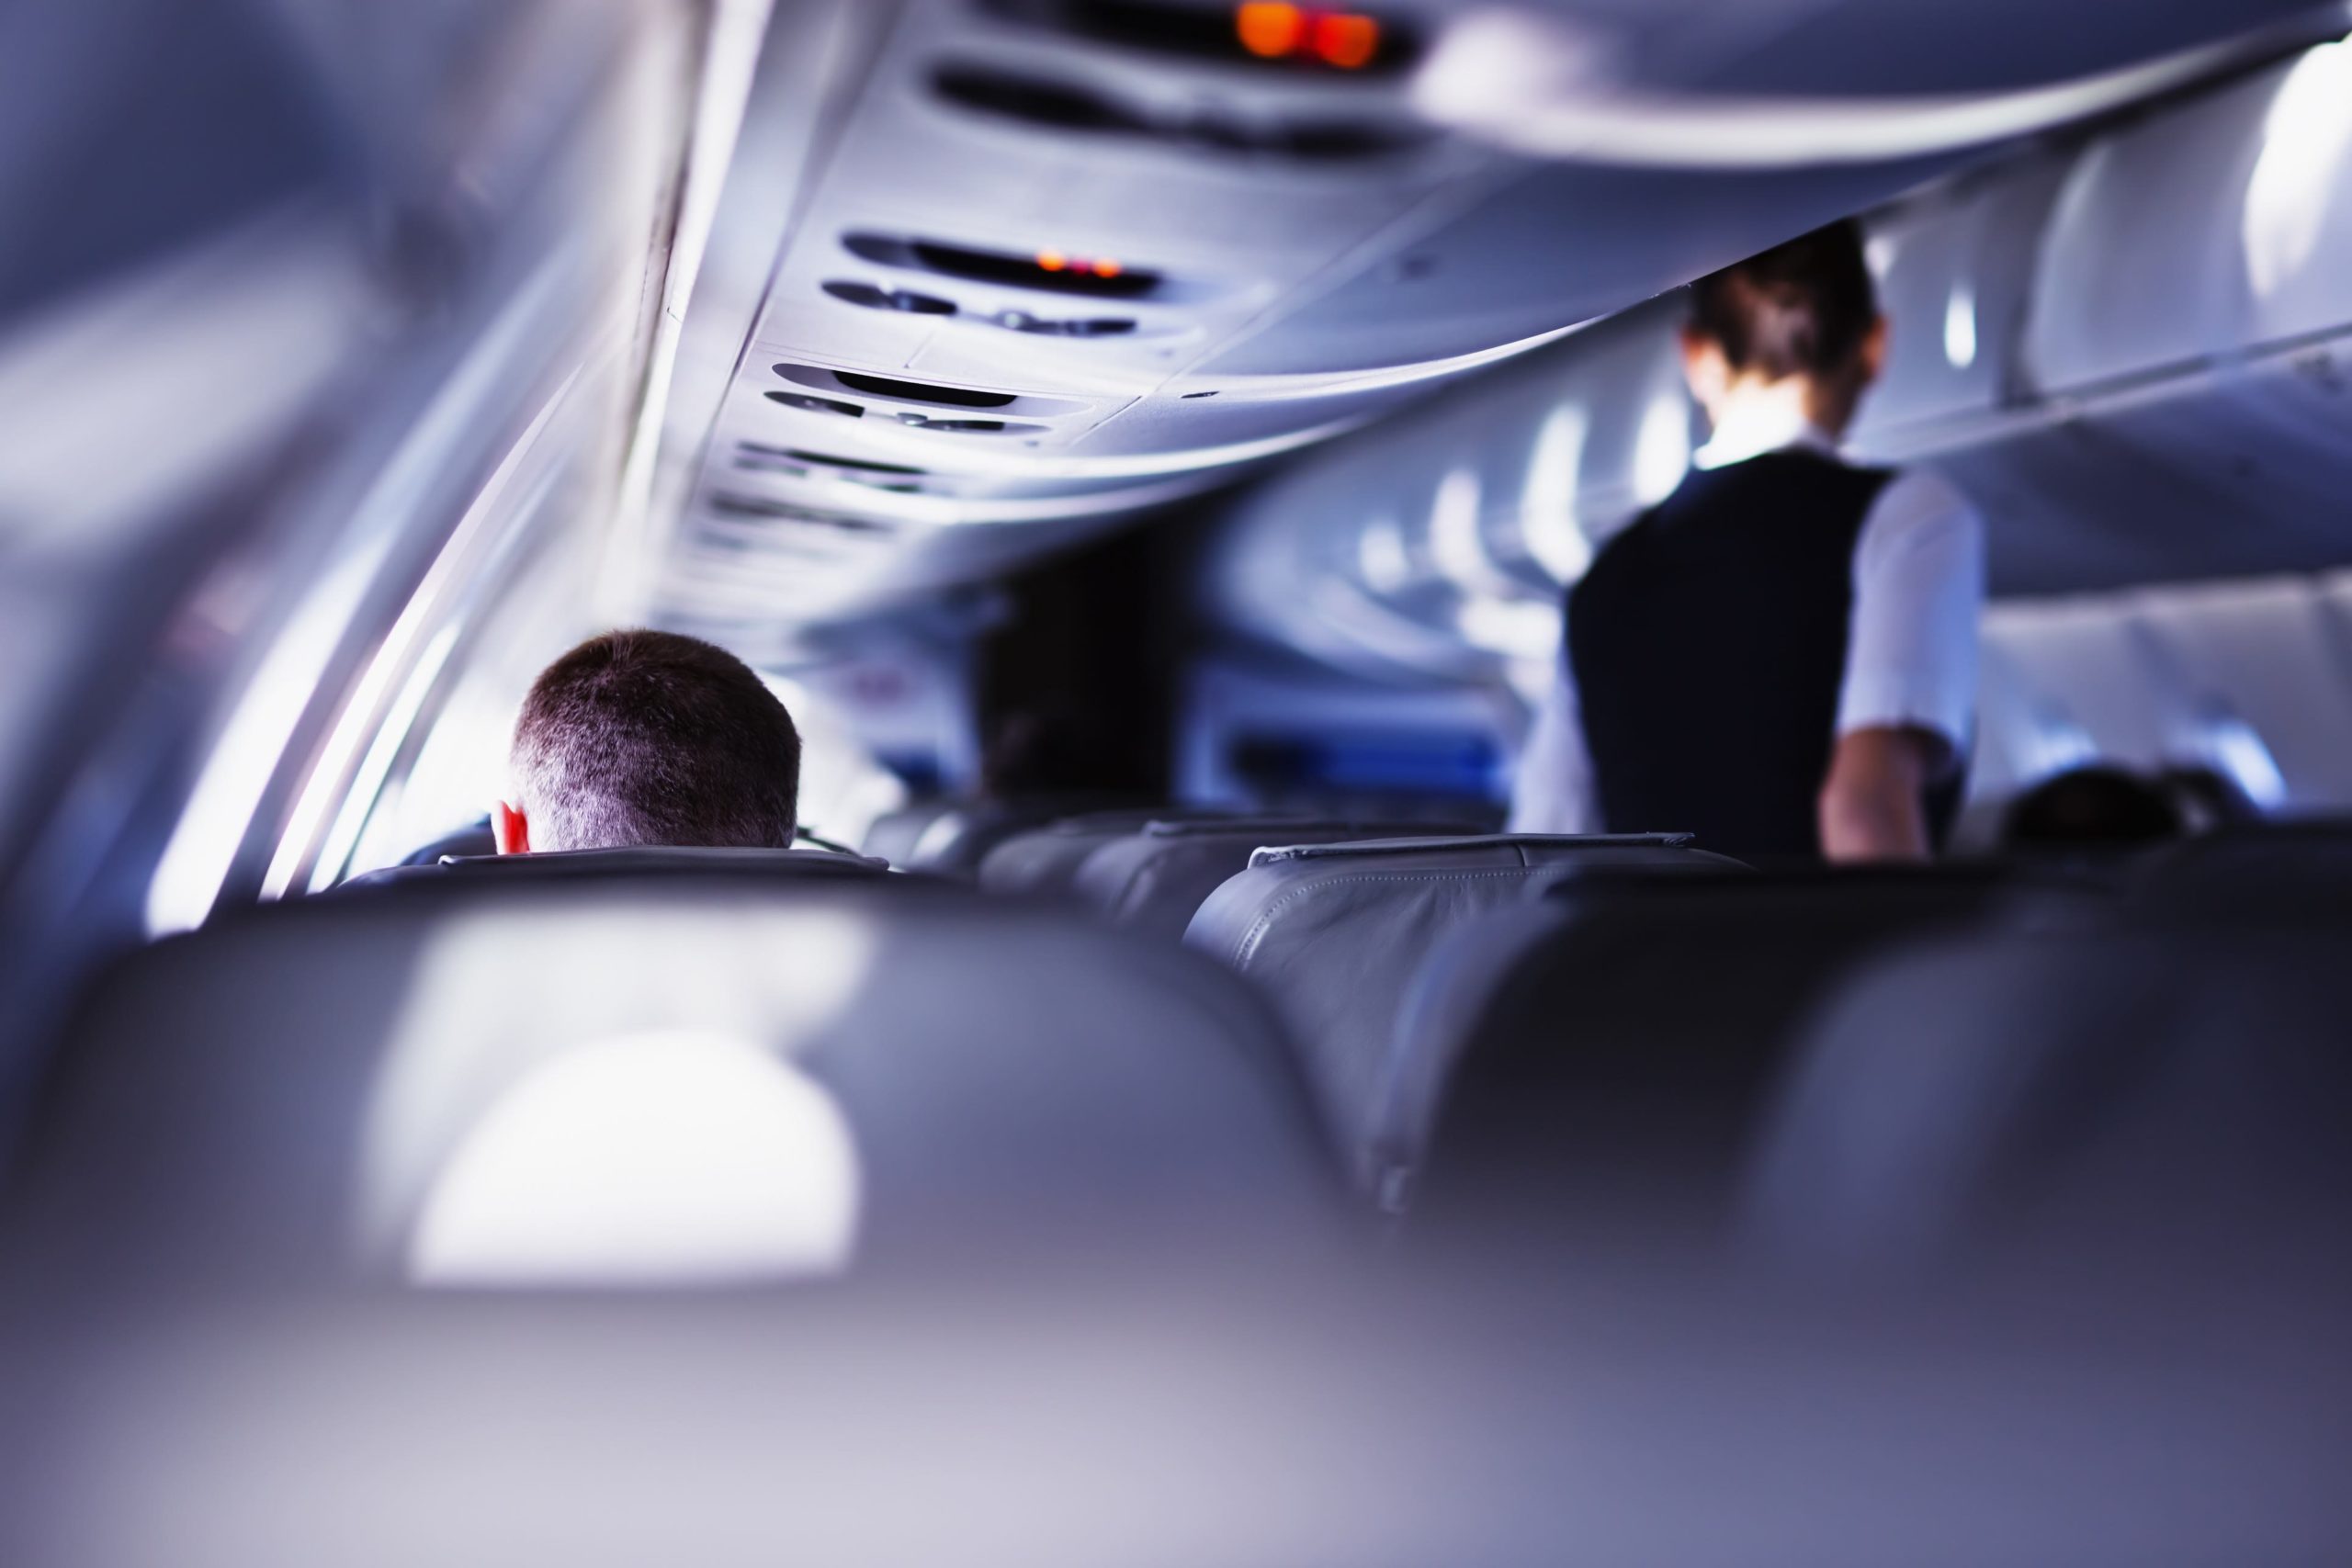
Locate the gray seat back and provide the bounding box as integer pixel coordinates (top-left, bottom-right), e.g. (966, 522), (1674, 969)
(1072, 818), (1486, 942)
(1384, 865), (2108, 1228)
(1183, 834), (1741, 1159)
(1745, 929), (2352, 1271)
(2127, 819), (2352, 923)
(8, 882), (1336, 1287)
(865, 795), (1132, 877)
(977, 807), (1236, 900)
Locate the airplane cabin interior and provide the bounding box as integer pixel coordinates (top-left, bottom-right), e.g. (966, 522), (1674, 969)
(1, 2), (2349, 1562)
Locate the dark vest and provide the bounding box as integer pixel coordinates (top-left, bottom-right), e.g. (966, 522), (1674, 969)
(1567, 449), (1896, 862)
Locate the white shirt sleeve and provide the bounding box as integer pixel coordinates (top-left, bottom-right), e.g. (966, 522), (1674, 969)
(1507, 649), (1604, 834)
(1837, 467), (1985, 772)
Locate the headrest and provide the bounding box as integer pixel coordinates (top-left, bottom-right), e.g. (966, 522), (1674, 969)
(1533, 857), (2090, 902)
(978, 807), (1240, 899)
(338, 845), (899, 894)
(1075, 818), (1490, 942)
(1185, 833), (1734, 1160)
(1136, 816), (1345, 840)
(439, 847), (895, 879)
(1247, 832), (1697, 867)
(871, 795), (1139, 875)
(11, 882), (1335, 1288)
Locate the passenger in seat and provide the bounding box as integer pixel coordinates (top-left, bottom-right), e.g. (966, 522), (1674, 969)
(1510, 221), (1984, 863)
(494, 629), (801, 853)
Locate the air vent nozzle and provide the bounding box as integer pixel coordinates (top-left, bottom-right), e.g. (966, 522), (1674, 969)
(897, 415), (1047, 435)
(831, 371), (1016, 409)
(821, 280), (956, 314)
(764, 391), (865, 417)
(821, 276), (1139, 338)
(737, 444), (927, 477)
(771, 362), (1086, 420)
(707, 495), (898, 534)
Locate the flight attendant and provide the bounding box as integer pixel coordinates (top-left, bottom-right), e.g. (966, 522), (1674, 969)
(1510, 220), (1984, 863)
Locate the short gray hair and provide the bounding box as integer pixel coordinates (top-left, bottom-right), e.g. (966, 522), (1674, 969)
(510, 629), (800, 852)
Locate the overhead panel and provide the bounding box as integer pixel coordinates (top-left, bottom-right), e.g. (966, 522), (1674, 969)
(650, 0), (2349, 634)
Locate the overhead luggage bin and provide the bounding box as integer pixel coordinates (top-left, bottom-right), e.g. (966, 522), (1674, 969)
(5, 881), (1338, 1290)
(1183, 833), (1743, 1160)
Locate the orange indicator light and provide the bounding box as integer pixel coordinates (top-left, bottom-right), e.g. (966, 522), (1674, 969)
(1236, 3), (1306, 60)
(1035, 249), (1069, 272)
(1091, 257), (1123, 279)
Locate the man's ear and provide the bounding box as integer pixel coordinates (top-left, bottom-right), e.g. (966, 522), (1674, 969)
(492, 800), (531, 855)
(1859, 313), (1890, 387)
(1679, 325), (1730, 419)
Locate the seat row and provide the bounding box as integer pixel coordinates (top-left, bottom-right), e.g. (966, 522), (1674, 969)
(5, 814), (2345, 1291)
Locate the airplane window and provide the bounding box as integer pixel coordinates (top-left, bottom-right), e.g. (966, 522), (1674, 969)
(1631, 390), (1694, 505)
(1521, 405), (1591, 582)
(1943, 277), (1979, 369)
(2244, 39), (2352, 300)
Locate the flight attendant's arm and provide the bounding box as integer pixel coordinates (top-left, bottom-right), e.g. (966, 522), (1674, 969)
(1823, 469), (1985, 863)
(1819, 726), (1939, 860)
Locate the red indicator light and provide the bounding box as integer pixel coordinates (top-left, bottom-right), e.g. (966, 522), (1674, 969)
(1237, 5), (1379, 69)
(1312, 13), (1380, 69)
(1236, 3), (1306, 59)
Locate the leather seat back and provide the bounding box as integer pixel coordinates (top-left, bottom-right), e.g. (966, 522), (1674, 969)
(1072, 818), (1486, 942)
(1183, 834), (1740, 1159)
(977, 807), (1236, 900)
(1389, 865), (2109, 1231)
(1746, 928), (2352, 1270)
(865, 795), (1137, 877)
(8, 882), (1336, 1287)
(2128, 819), (2352, 923)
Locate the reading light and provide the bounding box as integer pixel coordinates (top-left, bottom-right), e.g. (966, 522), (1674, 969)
(1237, 6), (1380, 69)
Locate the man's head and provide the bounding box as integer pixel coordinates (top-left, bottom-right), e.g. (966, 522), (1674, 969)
(496, 629), (800, 854)
(1681, 220), (1886, 438)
